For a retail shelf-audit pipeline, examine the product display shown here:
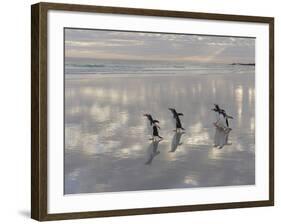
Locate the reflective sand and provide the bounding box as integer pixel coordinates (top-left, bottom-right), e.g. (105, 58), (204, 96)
(64, 71), (255, 194)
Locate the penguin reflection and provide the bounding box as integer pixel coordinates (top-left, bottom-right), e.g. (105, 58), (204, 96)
(145, 140), (161, 165)
(170, 131), (185, 153)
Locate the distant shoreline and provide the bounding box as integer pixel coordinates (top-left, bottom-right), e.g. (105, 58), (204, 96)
(230, 63), (255, 66)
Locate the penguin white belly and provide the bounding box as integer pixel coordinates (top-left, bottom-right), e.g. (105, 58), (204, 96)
(214, 114), (228, 147)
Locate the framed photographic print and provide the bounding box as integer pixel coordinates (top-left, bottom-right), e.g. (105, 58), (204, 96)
(31, 2), (274, 221)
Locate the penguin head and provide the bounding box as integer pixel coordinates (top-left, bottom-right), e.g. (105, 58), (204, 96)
(168, 108), (175, 112)
(212, 104), (221, 112)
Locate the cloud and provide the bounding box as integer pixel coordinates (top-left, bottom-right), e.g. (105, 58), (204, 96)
(65, 28), (255, 63)
(65, 39), (144, 47)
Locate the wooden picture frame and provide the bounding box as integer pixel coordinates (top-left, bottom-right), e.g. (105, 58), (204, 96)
(31, 2), (274, 221)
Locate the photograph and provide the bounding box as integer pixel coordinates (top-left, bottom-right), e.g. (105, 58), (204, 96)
(64, 28), (255, 195)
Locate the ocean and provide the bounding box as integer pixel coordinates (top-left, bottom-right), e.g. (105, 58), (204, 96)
(65, 58), (254, 77)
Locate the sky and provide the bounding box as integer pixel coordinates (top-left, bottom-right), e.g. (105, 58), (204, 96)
(65, 28), (255, 64)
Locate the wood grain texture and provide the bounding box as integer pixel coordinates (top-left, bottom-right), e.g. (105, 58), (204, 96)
(31, 3), (48, 221)
(31, 2), (274, 221)
(31, 3), (40, 220)
(269, 19), (274, 203)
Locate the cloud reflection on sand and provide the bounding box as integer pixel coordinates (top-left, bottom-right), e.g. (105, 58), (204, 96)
(64, 70), (255, 194)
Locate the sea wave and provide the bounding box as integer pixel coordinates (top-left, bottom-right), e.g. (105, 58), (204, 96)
(65, 62), (255, 76)
(66, 63), (106, 68)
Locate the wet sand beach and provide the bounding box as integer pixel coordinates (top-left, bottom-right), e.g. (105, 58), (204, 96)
(64, 65), (255, 194)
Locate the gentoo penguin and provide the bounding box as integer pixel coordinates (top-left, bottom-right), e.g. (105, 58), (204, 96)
(212, 104), (233, 148)
(143, 113), (162, 141)
(168, 108), (185, 132)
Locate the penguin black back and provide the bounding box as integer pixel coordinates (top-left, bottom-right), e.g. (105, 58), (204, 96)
(168, 108), (185, 130)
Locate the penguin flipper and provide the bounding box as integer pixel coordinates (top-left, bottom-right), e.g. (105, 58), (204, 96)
(226, 118), (229, 127)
